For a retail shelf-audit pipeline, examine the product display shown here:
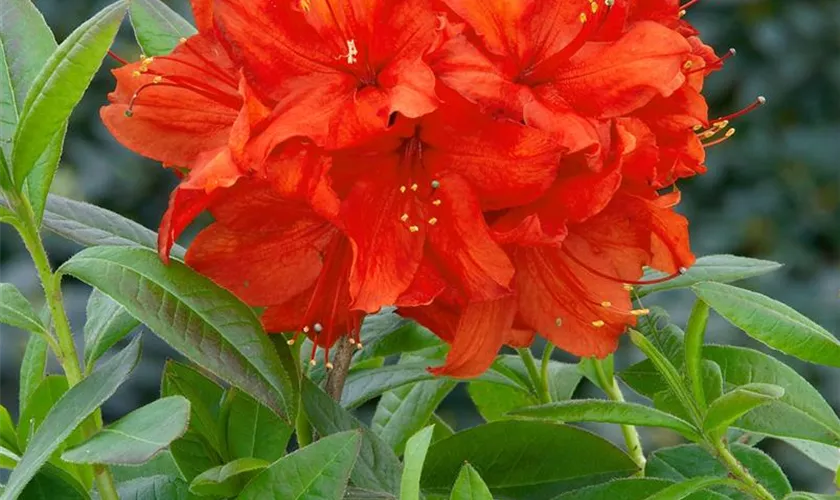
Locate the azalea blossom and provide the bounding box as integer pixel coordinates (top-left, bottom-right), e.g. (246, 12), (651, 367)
(103, 0), (761, 376)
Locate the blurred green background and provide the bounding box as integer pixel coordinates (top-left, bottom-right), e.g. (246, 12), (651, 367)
(1, 0), (838, 494)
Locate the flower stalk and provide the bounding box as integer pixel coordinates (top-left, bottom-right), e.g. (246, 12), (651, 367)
(518, 347), (551, 404)
(592, 358), (646, 474)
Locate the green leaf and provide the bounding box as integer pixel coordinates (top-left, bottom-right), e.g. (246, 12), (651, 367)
(40, 194), (187, 259)
(129, 0), (197, 56)
(468, 380), (536, 422)
(644, 477), (738, 500)
(18, 463), (89, 500)
(342, 363), (438, 409)
(704, 345), (840, 446)
(17, 375), (69, 447)
(357, 311), (441, 361)
(400, 426), (434, 500)
(637, 255), (782, 297)
(162, 361), (224, 450)
(168, 429), (222, 484)
(116, 475), (193, 500)
(0, 283), (48, 335)
(545, 361), (584, 401)
(700, 360), (723, 405)
(0, 445), (19, 470)
(421, 420), (637, 499)
(0, 406), (18, 454)
(302, 378), (402, 495)
(702, 383), (785, 435)
(0, 336), (141, 500)
(62, 396), (190, 465)
(112, 451), (184, 482)
(372, 380), (456, 455)
(579, 356), (614, 393)
(554, 478), (727, 500)
(239, 431), (361, 500)
(12, 1), (127, 186)
(693, 282), (840, 367)
(449, 463), (492, 500)
(223, 390), (292, 463)
(19, 334), (48, 413)
(24, 125), (66, 225)
(189, 457), (269, 497)
(428, 414), (454, 444)
(83, 288), (140, 368)
(646, 443), (792, 500)
(781, 438), (840, 471)
(684, 300), (709, 409)
(60, 246), (298, 423)
(784, 494), (840, 500)
(510, 400), (700, 440)
(0, 0), (57, 160)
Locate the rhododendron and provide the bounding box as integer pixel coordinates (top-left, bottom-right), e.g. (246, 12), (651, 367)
(103, 0), (764, 377)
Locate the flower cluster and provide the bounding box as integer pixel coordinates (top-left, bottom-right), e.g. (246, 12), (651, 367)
(103, 0), (760, 376)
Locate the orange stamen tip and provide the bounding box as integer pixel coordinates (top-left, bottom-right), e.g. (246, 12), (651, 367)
(555, 317), (563, 327)
(400, 213), (409, 222)
(400, 185), (407, 193)
(592, 320), (606, 328)
(601, 301), (612, 308)
(428, 217), (438, 226)
(409, 225), (420, 233)
(410, 183), (419, 191)
(631, 309), (651, 316)
(432, 199), (442, 206)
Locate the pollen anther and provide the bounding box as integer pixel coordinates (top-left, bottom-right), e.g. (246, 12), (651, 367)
(313, 323), (323, 333)
(409, 225), (420, 233)
(432, 199), (442, 206)
(400, 213), (409, 222)
(592, 320), (606, 328)
(428, 217), (438, 226)
(601, 301), (612, 308)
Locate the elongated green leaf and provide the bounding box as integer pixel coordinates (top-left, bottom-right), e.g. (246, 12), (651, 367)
(357, 311), (440, 362)
(130, 0), (196, 56)
(17, 375), (69, 447)
(342, 364), (437, 409)
(646, 443), (791, 500)
(449, 464), (492, 500)
(60, 246), (298, 423)
(116, 475), (192, 500)
(421, 420), (637, 498)
(1, 336), (141, 500)
(645, 477), (738, 500)
(705, 345), (840, 446)
(684, 300), (709, 409)
(112, 451), (184, 482)
(372, 380), (456, 455)
(694, 282), (840, 367)
(0, 283), (47, 335)
(189, 457), (269, 497)
(17, 463), (89, 500)
(468, 381), (535, 423)
(223, 390), (292, 462)
(0, 0), (57, 160)
(510, 400), (700, 440)
(19, 334), (48, 412)
(703, 383), (785, 435)
(83, 288), (140, 367)
(346, 488), (398, 500)
(239, 431), (361, 500)
(554, 478), (728, 500)
(302, 378), (402, 495)
(782, 438), (840, 471)
(638, 255), (782, 297)
(12, 1), (127, 186)
(401, 426), (434, 500)
(62, 396), (189, 465)
(0, 406), (17, 454)
(784, 494), (840, 500)
(161, 361), (224, 457)
(40, 194), (186, 258)
(168, 429), (221, 484)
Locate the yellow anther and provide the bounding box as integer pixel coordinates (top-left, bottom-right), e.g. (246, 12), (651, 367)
(555, 317), (563, 327)
(139, 54), (147, 60)
(348, 338), (356, 345)
(432, 199), (442, 206)
(356, 342), (364, 350)
(179, 37), (188, 44)
(623, 284), (634, 291)
(340, 39), (358, 64)
(713, 120), (730, 129)
(309, 359), (317, 366)
(428, 217), (438, 226)
(590, 2), (598, 13)
(592, 320), (606, 328)
(287, 339), (295, 345)
(400, 185), (407, 193)
(683, 60), (693, 70)
(693, 124), (703, 131)
(631, 308), (651, 317)
(678, 9), (687, 17)
(409, 225), (420, 233)
(326, 362), (335, 370)
(410, 183), (419, 191)
(724, 128), (736, 138)
(601, 301), (612, 308)
(132, 70), (142, 78)
(300, 0), (311, 12)
(152, 76), (163, 84)
(303, 326), (310, 333)
(579, 12), (587, 23)
(400, 213), (409, 222)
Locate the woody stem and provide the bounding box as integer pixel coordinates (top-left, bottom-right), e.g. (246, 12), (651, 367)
(325, 337), (355, 401)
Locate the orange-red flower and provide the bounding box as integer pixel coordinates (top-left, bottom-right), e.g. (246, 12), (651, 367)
(102, 0), (755, 377)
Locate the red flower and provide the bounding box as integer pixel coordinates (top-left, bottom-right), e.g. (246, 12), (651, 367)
(101, 0), (271, 262)
(101, 0), (755, 377)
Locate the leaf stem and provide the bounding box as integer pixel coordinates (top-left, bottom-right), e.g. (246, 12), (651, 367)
(517, 347), (551, 404)
(540, 343), (555, 402)
(712, 440), (775, 500)
(9, 192), (120, 500)
(593, 358), (646, 473)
